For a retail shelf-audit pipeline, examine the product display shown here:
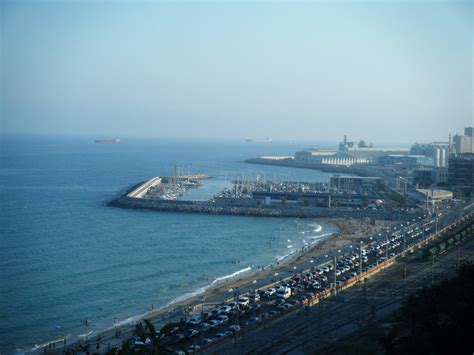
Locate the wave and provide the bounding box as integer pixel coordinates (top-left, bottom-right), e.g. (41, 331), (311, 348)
(310, 232), (333, 244)
(78, 331), (93, 338)
(275, 250), (296, 262)
(27, 335), (72, 354)
(163, 285), (209, 308)
(210, 266), (252, 286)
(309, 223), (322, 233)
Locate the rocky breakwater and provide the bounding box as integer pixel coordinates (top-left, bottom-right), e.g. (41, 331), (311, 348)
(106, 194), (420, 221)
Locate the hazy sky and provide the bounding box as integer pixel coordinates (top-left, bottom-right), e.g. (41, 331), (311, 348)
(1, 1), (472, 144)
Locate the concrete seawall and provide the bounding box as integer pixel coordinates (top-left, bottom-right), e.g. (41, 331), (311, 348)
(107, 195), (420, 220)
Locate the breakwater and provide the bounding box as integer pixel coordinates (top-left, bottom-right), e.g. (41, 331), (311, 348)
(107, 194), (420, 220)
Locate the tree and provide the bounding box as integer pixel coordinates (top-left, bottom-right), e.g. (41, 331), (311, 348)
(380, 263), (474, 355)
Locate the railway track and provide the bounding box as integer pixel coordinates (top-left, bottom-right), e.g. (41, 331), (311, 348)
(248, 239), (474, 354)
(207, 233), (474, 354)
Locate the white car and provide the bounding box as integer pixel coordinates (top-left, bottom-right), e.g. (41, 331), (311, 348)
(265, 288), (276, 296)
(238, 297), (249, 307)
(276, 287), (291, 299)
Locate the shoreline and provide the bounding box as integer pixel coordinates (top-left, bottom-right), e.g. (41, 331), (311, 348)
(32, 217), (394, 354)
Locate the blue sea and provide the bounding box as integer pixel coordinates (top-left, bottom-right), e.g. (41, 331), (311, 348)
(0, 135), (337, 353)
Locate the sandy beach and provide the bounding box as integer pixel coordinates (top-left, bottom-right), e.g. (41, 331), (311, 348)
(40, 217), (394, 354)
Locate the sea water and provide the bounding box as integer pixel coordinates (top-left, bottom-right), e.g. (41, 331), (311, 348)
(0, 135), (336, 353)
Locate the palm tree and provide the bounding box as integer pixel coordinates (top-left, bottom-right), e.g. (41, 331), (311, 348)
(129, 319), (182, 355)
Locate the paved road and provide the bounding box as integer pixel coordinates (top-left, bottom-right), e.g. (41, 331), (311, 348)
(208, 223), (474, 354)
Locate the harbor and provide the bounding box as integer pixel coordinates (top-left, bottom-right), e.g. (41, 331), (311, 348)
(107, 173), (419, 221)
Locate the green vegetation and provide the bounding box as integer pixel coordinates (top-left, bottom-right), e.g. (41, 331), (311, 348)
(109, 320), (181, 355)
(380, 263), (474, 355)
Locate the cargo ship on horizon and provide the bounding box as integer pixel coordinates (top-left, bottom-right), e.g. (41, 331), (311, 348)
(95, 138), (121, 144)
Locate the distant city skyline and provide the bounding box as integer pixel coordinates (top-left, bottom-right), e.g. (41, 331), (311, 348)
(1, 1), (472, 144)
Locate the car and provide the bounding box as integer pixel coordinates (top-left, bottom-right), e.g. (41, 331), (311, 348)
(275, 299), (285, 306)
(282, 303), (293, 310)
(317, 268), (325, 274)
(290, 286), (300, 295)
(238, 297), (250, 307)
(215, 333), (228, 339)
(276, 287), (292, 299)
(210, 308), (221, 317)
(268, 310), (278, 317)
(202, 338), (214, 346)
(216, 315), (229, 324)
(290, 300), (300, 306)
(248, 316), (261, 324)
(259, 312), (269, 320)
(185, 329), (199, 339)
(249, 304), (262, 312)
(227, 302), (238, 310)
(227, 324), (241, 333)
(249, 293), (261, 303)
(320, 275), (328, 282)
(187, 345), (201, 354)
(187, 316), (201, 326)
(218, 305), (232, 314)
(208, 319), (221, 328)
(276, 305), (286, 312)
(323, 266), (330, 272)
(200, 322), (211, 331)
(265, 288), (276, 297)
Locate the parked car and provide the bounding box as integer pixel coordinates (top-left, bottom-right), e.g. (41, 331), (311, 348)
(227, 324), (241, 333)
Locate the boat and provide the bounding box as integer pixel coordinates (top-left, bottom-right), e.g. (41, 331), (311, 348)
(245, 138), (272, 144)
(95, 138), (121, 144)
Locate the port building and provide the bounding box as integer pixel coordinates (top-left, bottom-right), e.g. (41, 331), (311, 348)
(251, 191), (383, 208)
(448, 153), (474, 201)
(294, 136), (409, 167)
(410, 142), (449, 167)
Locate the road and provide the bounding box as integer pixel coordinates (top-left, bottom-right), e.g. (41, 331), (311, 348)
(207, 217), (473, 354)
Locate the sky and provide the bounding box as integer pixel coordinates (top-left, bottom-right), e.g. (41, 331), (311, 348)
(1, 0), (472, 144)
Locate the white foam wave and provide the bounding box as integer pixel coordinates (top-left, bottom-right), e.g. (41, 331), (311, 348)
(310, 232), (333, 243)
(78, 331), (93, 338)
(309, 223), (322, 233)
(164, 285), (209, 307)
(275, 250), (296, 262)
(211, 266), (252, 286)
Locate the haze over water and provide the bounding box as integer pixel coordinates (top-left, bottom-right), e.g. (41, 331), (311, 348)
(0, 136), (338, 353)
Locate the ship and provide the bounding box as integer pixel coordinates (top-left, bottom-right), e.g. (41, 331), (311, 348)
(95, 138), (121, 144)
(245, 138), (272, 144)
